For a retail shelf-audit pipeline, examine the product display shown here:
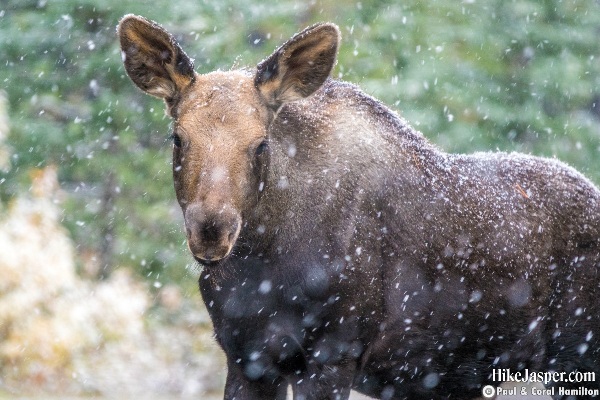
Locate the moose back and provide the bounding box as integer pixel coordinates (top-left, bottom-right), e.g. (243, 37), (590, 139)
(118, 15), (600, 400)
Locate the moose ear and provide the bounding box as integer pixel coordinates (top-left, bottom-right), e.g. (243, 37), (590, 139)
(255, 23), (340, 109)
(118, 14), (195, 103)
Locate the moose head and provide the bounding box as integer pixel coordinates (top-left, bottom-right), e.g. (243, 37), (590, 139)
(118, 15), (339, 265)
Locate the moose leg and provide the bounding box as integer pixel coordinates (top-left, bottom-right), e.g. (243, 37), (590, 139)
(546, 257), (600, 400)
(223, 360), (288, 400)
(290, 361), (355, 400)
(546, 328), (600, 400)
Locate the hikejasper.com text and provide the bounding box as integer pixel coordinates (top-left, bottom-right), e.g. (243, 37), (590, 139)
(493, 368), (596, 385)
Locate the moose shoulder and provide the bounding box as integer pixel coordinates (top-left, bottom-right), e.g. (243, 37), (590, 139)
(119, 15), (600, 400)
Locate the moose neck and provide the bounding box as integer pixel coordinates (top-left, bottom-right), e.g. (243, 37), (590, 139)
(239, 79), (443, 262)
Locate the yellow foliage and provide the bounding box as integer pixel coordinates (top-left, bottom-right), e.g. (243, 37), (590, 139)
(0, 167), (150, 392)
(0, 167), (224, 397)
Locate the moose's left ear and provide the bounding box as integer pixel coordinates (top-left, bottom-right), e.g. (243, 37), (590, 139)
(255, 23), (340, 109)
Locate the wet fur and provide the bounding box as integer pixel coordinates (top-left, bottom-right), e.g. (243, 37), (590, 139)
(119, 16), (600, 400)
(220, 79), (600, 399)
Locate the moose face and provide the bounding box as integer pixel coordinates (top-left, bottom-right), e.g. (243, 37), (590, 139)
(118, 15), (339, 265)
(171, 73), (270, 264)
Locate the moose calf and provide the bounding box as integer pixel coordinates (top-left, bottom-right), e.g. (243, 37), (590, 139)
(119, 15), (600, 399)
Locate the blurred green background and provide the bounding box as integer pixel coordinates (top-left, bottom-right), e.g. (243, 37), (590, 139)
(1, 0), (599, 397)
(3, 0), (600, 287)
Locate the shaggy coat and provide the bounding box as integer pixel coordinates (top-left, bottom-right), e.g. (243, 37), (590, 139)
(119, 15), (600, 400)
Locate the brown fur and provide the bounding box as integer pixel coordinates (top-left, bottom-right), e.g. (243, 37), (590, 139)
(119, 15), (600, 400)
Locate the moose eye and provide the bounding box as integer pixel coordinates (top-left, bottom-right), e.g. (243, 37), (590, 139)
(169, 132), (182, 148)
(255, 140), (268, 157)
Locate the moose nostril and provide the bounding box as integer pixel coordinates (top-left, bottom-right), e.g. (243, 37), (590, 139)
(202, 222), (220, 243)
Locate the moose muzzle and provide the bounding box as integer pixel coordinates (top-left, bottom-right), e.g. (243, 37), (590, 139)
(184, 202), (241, 265)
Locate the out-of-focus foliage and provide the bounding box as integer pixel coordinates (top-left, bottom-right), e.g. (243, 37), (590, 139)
(1, 0), (600, 286)
(0, 167), (224, 397)
(0, 95), (9, 172)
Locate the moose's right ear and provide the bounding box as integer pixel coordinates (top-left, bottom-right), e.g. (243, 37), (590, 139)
(118, 14), (195, 103)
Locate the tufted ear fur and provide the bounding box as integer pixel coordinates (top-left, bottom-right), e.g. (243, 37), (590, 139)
(118, 14), (195, 111)
(254, 23), (340, 110)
